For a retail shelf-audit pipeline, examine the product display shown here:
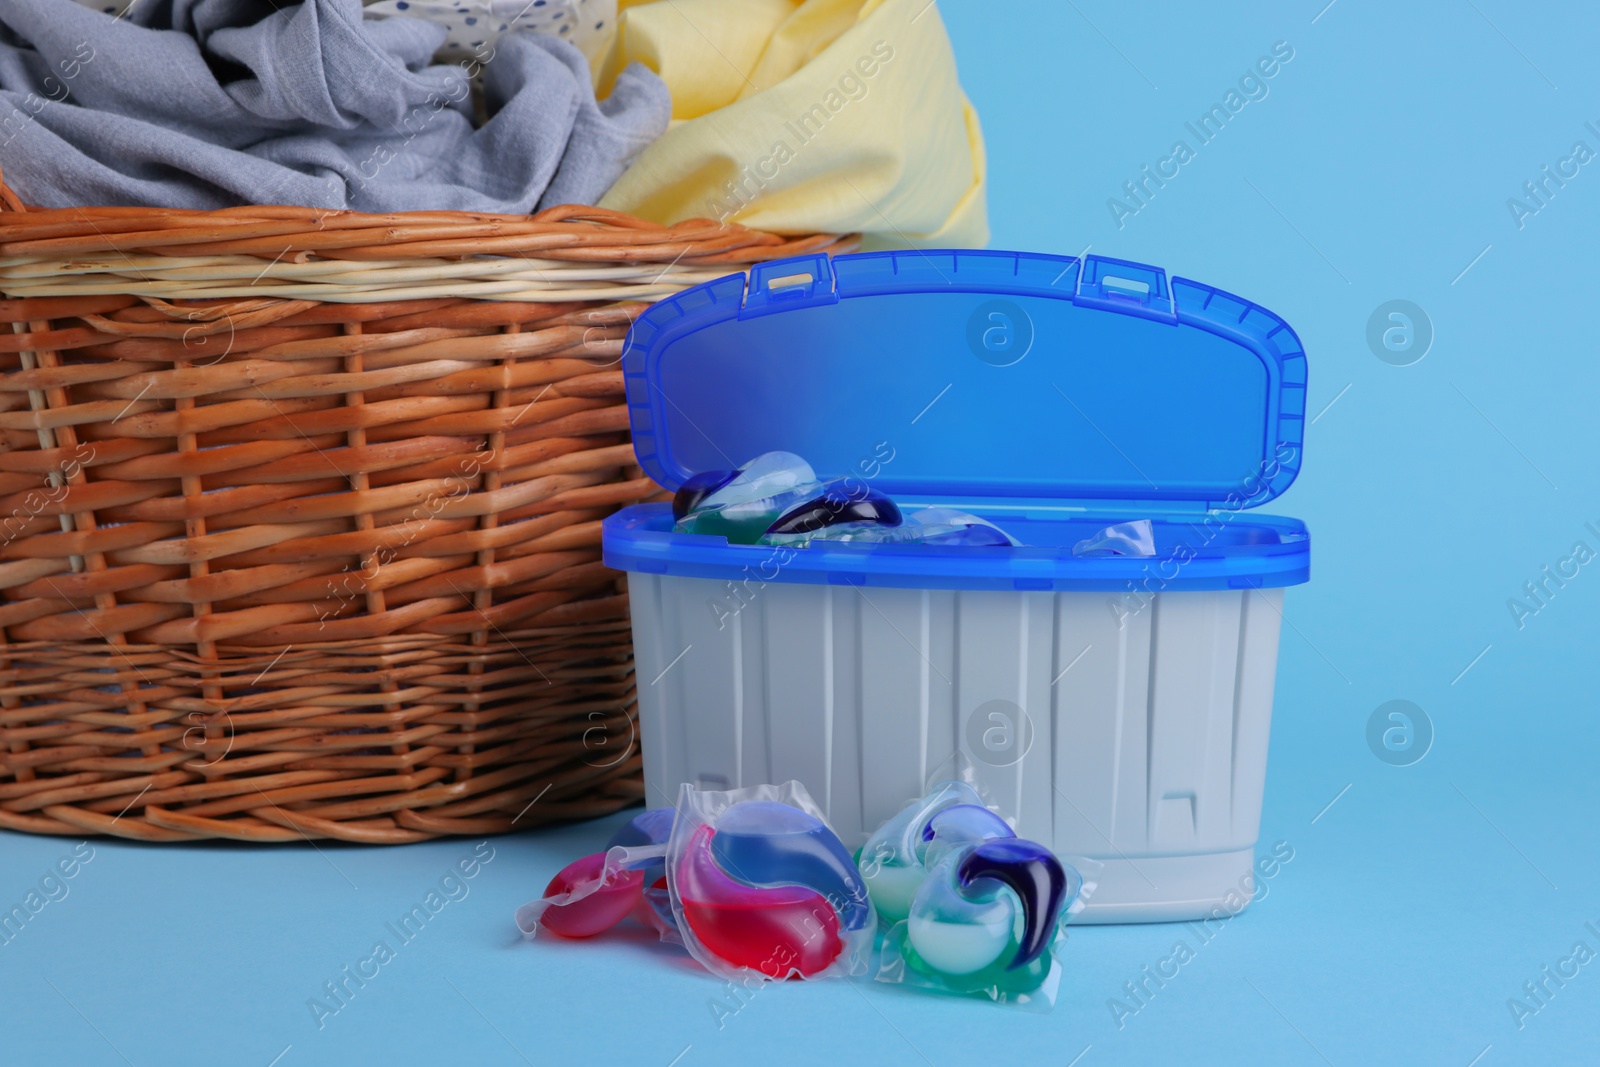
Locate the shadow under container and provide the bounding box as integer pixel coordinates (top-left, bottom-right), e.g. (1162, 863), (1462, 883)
(603, 248), (1311, 922)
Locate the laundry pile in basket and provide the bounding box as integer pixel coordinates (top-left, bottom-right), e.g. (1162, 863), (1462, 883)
(0, 0), (987, 245)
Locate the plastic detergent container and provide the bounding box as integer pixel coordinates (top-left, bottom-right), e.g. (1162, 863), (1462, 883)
(602, 249), (1310, 923)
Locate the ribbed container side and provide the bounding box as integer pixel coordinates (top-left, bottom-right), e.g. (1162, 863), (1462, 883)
(628, 575), (1284, 923)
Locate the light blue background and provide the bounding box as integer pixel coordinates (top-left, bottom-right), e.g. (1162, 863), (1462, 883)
(4, 2), (1598, 1064)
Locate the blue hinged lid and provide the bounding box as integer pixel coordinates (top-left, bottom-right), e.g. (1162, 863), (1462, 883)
(621, 249), (1306, 515)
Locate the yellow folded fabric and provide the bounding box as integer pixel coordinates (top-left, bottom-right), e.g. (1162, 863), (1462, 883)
(596, 0), (987, 248)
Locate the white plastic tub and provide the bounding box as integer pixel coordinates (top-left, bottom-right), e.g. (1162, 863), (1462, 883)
(625, 568), (1289, 923)
(604, 249), (1310, 922)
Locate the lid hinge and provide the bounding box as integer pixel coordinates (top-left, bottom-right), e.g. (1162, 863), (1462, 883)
(1073, 254), (1178, 324)
(740, 253), (839, 317)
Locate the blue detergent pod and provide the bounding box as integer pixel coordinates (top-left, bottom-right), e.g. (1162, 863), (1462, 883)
(672, 452), (1023, 548)
(858, 782), (997, 923)
(607, 807), (677, 850)
(920, 803), (1015, 865)
(674, 451), (825, 542)
(765, 487), (902, 539)
(765, 521), (917, 545)
(710, 800), (873, 931)
(607, 807), (678, 933)
(673, 470), (737, 521)
(858, 784), (1086, 1006)
(709, 451), (819, 505)
(953, 839), (1075, 969)
(905, 839), (1078, 977)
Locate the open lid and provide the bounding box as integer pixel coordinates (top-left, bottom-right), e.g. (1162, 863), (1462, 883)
(621, 250), (1306, 514)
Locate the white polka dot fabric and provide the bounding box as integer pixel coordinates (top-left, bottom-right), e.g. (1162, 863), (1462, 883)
(72, 0), (617, 69)
(363, 0), (616, 68)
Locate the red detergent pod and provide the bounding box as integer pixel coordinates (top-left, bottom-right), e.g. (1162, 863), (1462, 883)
(539, 853), (644, 938)
(675, 825), (842, 978)
(516, 808), (679, 942)
(665, 782), (874, 983)
(518, 852), (644, 940)
(515, 786), (871, 984)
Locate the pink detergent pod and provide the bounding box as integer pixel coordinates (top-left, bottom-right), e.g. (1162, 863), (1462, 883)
(531, 853), (644, 939)
(516, 808), (676, 941)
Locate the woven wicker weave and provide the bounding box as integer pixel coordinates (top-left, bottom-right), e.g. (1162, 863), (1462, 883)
(0, 176), (853, 843)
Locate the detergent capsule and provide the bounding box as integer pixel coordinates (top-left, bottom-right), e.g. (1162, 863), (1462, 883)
(1072, 518), (1155, 557)
(669, 783), (874, 981)
(858, 782), (1005, 923)
(862, 784), (1088, 1006)
(514, 807), (676, 940)
(673, 452), (825, 543)
(906, 508), (1018, 547)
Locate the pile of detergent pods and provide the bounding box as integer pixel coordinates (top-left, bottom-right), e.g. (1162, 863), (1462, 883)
(671, 451), (1019, 549)
(516, 780), (1085, 1008)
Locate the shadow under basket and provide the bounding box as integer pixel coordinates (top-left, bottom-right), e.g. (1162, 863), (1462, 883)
(0, 178), (853, 843)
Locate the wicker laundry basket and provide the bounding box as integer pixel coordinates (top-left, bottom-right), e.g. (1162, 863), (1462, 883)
(0, 175), (853, 843)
